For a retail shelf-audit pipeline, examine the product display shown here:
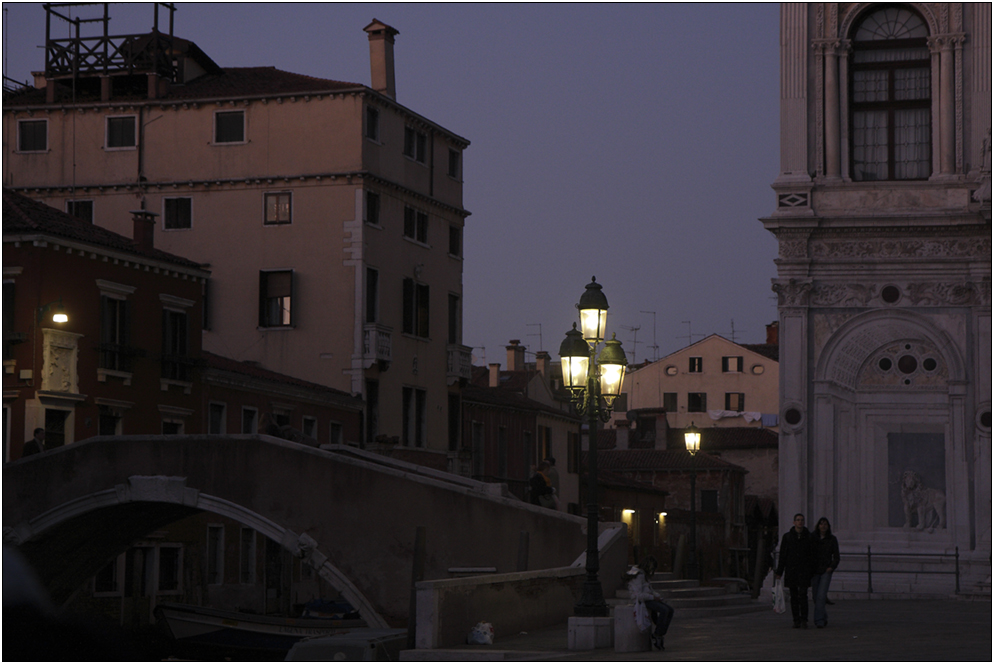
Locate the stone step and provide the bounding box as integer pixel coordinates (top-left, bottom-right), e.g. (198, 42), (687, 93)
(675, 600), (770, 619)
(658, 586), (726, 599)
(664, 593), (757, 609)
(651, 579), (700, 590)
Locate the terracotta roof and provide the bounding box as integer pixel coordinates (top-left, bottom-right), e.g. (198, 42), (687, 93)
(665, 427), (778, 451)
(461, 384), (578, 421)
(741, 343), (779, 362)
(598, 469), (669, 494)
(584, 448), (747, 472)
(469, 365), (541, 392)
(3, 189), (205, 271)
(202, 351), (361, 404)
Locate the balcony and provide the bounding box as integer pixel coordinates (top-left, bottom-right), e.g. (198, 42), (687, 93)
(447, 344), (472, 384)
(363, 323), (393, 369)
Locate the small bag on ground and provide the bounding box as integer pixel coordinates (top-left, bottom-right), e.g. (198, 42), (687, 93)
(467, 621), (494, 645)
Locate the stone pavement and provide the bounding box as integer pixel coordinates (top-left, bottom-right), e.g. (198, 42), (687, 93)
(402, 599), (991, 661)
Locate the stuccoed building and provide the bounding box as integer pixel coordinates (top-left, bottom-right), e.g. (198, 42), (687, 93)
(764, 3), (991, 596)
(3, 7), (471, 466)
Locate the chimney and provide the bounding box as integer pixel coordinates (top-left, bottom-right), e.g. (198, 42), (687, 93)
(130, 209), (158, 251)
(654, 412), (669, 450)
(363, 19), (399, 100)
(766, 321), (779, 346)
(488, 363), (501, 388)
(506, 340), (526, 372)
(535, 351), (550, 377)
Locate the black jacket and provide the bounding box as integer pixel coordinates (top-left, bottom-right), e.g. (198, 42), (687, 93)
(528, 472), (552, 505)
(776, 527), (814, 588)
(811, 533), (840, 574)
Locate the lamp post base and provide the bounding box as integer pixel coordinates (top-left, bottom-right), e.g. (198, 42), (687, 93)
(574, 580), (609, 617)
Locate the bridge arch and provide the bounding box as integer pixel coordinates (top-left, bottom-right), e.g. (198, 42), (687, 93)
(4, 434), (592, 625)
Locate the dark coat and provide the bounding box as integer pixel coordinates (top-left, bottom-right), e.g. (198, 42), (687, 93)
(776, 527), (814, 588)
(811, 533), (841, 574)
(528, 472), (552, 505)
(22, 439), (44, 457)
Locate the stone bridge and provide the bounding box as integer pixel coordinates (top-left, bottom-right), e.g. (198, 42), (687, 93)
(3, 435), (604, 627)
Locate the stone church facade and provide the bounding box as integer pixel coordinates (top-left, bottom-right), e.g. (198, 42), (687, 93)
(764, 3), (990, 595)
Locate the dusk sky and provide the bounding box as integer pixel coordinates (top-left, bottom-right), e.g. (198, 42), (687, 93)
(2, 2), (781, 367)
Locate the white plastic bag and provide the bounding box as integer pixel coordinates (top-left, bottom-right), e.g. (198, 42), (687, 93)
(634, 600), (652, 632)
(772, 578), (786, 614)
(467, 621), (494, 645)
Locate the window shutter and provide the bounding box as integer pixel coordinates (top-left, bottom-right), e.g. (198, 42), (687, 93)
(417, 283), (430, 338)
(402, 278), (414, 334)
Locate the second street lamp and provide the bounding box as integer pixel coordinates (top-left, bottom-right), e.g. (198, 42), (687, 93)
(684, 422), (701, 580)
(559, 277), (628, 618)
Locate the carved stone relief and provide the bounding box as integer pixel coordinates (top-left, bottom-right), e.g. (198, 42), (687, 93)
(772, 279), (813, 306)
(810, 236), (991, 260)
(812, 312), (856, 356)
(812, 283), (878, 306)
(859, 340), (949, 388)
(41, 329), (82, 394)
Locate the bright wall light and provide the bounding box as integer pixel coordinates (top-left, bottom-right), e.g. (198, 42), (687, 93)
(622, 509), (635, 515)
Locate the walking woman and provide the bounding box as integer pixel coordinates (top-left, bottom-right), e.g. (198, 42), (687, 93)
(811, 517), (840, 628)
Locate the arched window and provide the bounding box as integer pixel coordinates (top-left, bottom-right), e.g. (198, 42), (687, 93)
(850, 7), (931, 181)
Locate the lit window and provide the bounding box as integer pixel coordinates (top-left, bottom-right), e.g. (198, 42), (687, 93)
(259, 270), (293, 327)
(264, 192), (291, 225)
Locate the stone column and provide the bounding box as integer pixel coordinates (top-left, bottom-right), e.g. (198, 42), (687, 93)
(776, 3), (810, 184)
(824, 41), (841, 179)
(939, 36), (956, 175)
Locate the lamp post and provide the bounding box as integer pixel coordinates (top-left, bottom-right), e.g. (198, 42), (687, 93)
(559, 277), (628, 617)
(684, 422), (701, 580)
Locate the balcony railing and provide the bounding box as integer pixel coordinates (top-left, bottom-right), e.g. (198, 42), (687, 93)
(447, 344), (473, 384)
(363, 323), (393, 368)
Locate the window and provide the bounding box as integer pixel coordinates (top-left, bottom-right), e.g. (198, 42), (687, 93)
(3, 281), (15, 362)
(100, 295), (131, 371)
(158, 545), (181, 592)
(402, 278), (430, 338)
(366, 268), (379, 323)
(105, 115), (136, 149)
(240, 528), (256, 584)
(850, 7), (931, 181)
(163, 197), (192, 230)
(329, 421), (343, 445)
(45, 409), (69, 448)
(447, 148), (460, 178)
(402, 387), (426, 448)
(567, 431), (580, 473)
(259, 270), (293, 327)
(725, 393), (745, 411)
(688, 392), (707, 413)
(447, 293), (459, 344)
(472, 422), (485, 477)
(302, 417), (317, 439)
(66, 200), (93, 223)
(365, 379), (379, 442)
(365, 105), (380, 141)
(264, 192), (291, 225)
(17, 119), (47, 152)
(207, 525), (224, 584)
(209, 403), (226, 434)
(538, 426), (552, 462)
(404, 206), (428, 243)
(497, 426), (508, 479)
(448, 394), (460, 452)
(161, 309), (188, 381)
(663, 393), (678, 412)
(689, 357), (703, 373)
(214, 110), (245, 143)
(94, 556), (120, 594)
(241, 407), (258, 434)
(98, 406), (121, 436)
(722, 356), (743, 373)
(701, 489), (719, 513)
(448, 225), (461, 257)
(162, 421), (183, 434)
(365, 191), (380, 225)
(404, 126), (427, 163)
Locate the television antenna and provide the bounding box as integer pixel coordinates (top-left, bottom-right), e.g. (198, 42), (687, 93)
(621, 325), (641, 363)
(526, 323), (543, 352)
(641, 311), (658, 362)
(679, 321), (705, 347)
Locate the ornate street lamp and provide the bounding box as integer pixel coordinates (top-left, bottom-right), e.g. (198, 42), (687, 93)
(559, 277), (628, 617)
(684, 422), (701, 580)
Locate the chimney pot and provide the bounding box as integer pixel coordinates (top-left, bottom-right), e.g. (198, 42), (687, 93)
(506, 341), (526, 372)
(766, 321), (779, 346)
(535, 351), (551, 377)
(364, 19), (399, 100)
(488, 363), (501, 388)
(130, 209), (158, 251)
